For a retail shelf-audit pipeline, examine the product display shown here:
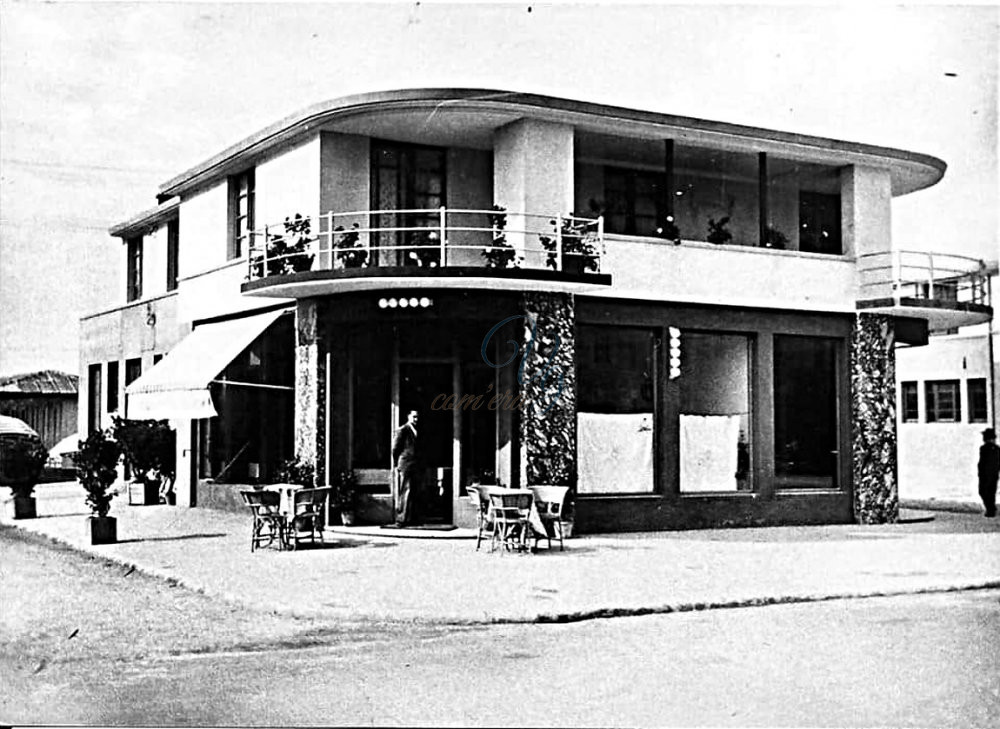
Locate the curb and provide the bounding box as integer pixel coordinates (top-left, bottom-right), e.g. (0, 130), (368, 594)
(900, 498), (983, 515)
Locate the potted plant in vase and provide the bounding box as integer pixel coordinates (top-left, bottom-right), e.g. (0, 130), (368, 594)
(74, 430), (123, 545)
(0, 434), (48, 519)
(112, 417), (176, 505)
(706, 216), (733, 245)
(334, 223), (369, 269)
(539, 216), (601, 274)
(763, 226), (788, 250)
(481, 205), (520, 269)
(332, 469), (360, 526)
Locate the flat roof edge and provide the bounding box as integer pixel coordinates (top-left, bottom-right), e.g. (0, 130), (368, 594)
(109, 196), (180, 237)
(156, 88), (947, 198)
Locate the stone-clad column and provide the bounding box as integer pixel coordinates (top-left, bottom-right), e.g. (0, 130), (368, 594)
(519, 292), (577, 488)
(851, 313), (898, 524)
(295, 299), (327, 485)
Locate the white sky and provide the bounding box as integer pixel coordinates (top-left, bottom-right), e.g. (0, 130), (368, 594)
(1, 1), (997, 375)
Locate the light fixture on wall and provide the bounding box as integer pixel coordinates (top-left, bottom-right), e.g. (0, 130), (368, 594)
(378, 297), (434, 310)
(668, 327), (681, 379)
(145, 303), (156, 327)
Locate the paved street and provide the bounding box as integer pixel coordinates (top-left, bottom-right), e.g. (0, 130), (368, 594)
(2, 526), (998, 726)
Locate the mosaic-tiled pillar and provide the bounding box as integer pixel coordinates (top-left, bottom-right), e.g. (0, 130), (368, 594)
(295, 299), (327, 485)
(519, 292), (577, 487)
(851, 313), (898, 524)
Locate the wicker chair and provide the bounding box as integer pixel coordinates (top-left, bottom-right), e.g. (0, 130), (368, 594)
(240, 489), (286, 552)
(530, 485), (570, 551)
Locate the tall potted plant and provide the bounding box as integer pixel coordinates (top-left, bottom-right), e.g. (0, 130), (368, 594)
(1, 435), (48, 519)
(332, 469), (361, 526)
(74, 430), (123, 545)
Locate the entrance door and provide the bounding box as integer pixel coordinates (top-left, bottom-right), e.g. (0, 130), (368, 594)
(398, 362), (454, 523)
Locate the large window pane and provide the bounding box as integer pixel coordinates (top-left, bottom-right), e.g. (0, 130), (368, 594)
(678, 332), (752, 493)
(577, 326), (656, 494)
(774, 335), (839, 488)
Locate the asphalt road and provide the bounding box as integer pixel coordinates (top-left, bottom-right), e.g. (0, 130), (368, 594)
(2, 524), (999, 727)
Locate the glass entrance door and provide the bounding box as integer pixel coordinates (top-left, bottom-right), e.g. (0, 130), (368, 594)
(398, 362), (454, 523)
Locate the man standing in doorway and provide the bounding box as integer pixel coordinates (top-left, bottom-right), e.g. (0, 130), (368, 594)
(393, 410), (421, 526)
(978, 427), (999, 518)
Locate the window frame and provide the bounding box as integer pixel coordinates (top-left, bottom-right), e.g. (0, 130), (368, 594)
(798, 191), (842, 255)
(166, 218), (180, 291)
(900, 381), (919, 423)
(967, 378), (988, 423)
(228, 169), (255, 260)
(925, 379), (961, 423)
(126, 235), (143, 302)
(603, 166), (667, 238)
(107, 361), (120, 414)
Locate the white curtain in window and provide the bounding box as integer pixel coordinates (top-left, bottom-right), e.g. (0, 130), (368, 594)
(577, 412), (654, 494)
(679, 414), (741, 492)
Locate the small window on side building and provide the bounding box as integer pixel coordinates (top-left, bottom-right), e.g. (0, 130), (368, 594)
(925, 380), (961, 423)
(900, 381), (918, 423)
(968, 378), (988, 423)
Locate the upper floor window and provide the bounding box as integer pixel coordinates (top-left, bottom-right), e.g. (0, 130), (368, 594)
(604, 167), (665, 238)
(925, 379), (961, 423)
(166, 218), (179, 291)
(799, 192), (841, 255)
(126, 235), (143, 302)
(968, 378), (988, 423)
(900, 381), (919, 422)
(228, 169), (255, 260)
(107, 360), (120, 414)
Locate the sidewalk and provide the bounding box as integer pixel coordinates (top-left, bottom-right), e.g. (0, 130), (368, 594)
(3, 482), (999, 625)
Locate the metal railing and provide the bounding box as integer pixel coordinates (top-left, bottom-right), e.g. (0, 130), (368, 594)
(245, 208), (605, 282)
(858, 250), (992, 307)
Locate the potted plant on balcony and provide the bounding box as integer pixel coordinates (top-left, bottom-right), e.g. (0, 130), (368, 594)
(74, 429), (123, 545)
(656, 215), (683, 245)
(332, 469), (361, 526)
(112, 416), (176, 505)
(251, 214), (316, 278)
(481, 205), (520, 269)
(334, 223), (369, 269)
(763, 226), (788, 250)
(0, 433), (48, 519)
(539, 216), (600, 274)
(706, 216), (733, 245)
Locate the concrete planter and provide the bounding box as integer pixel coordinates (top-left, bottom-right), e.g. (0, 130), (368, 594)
(89, 516), (117, 545)
(12, 495), (36, 519)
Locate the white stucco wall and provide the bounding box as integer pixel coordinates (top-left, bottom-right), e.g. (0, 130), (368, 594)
(896, 332), (994, 502)
(178, 181), (229, 280)
(841, 164), (892, 261)
(255, 135), (321, 231)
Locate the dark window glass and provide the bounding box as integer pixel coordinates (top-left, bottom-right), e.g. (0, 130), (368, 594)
(925, 380), (961, 423)
(577, 325), (656, 495)
(87, 363), (102, 433)
(799, 192), (841, 255)
(229, 170), (254, 260)
(901, 381), (919, 423)
(968, 378), (988, 423)
(107, 361), (120, 414)
(153, 353), (164, 365)
(774, 335), (840, 487)
(166, 218), (179, 291)
(126, 236), (143, 302)
(352, 330), (391, 470)
(125, 358), (142, 386)
(604, 167), (666, 237)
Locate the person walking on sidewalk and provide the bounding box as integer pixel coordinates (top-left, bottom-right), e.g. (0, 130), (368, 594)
(392, 410), (421, 526)
(977, 427), (999, 517)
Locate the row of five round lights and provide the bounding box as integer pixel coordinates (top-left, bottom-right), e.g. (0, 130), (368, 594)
(378, 297), (433, 309)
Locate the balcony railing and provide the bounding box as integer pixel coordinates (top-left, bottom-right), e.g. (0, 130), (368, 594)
(858, 250), (992, 308)
(245, 208), (605, 282)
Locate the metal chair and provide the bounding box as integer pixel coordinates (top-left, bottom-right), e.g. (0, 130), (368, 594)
(530, 486), (570, 551)
(285, 487), (331, 550)
(240, 489), (286, 552)
(488, 488), (533, 553)
(467, 485), (495, 551)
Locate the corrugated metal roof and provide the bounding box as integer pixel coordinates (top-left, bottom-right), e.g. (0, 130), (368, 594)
(0, 370), (79, 395)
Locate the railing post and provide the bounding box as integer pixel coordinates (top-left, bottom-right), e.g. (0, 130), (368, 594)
(597, 215), (605, 272)
(556, 214), (564, 272)
(439, 206), (447, 267)
(262, 226), (269, 279)
(927, 252), (935, 301)
(891, 250), (902, 305)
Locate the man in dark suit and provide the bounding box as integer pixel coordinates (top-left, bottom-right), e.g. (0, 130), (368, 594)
(978, 427), (999, 518)
(392, 410), (421, 526)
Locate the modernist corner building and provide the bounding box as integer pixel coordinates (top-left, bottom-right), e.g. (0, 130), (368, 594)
(80, 88), (993, 532)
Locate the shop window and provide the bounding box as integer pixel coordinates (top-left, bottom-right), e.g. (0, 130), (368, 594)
(228, 169), (255, 260)
(925, 380), (961, 423)
(126, 236), (143, 302)
(678, 332), (753, 493)
(774, 335), (840, 488)
(351, 331), (391, 473)
(967, 378), (988, 423)
(900, 381), (919, 423)
(107, 361), (119, 414)
(577, 325), (656, 494)
(799, 192), (841, 255)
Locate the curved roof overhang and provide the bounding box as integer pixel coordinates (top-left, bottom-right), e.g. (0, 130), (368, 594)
(157, 88), (946, 200)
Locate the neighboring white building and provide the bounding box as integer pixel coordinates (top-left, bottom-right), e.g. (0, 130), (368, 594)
(80, 89), (993, 531)
(897, 273), (998, 504)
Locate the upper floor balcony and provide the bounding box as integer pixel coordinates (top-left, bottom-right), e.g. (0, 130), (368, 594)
(241, 207), (611, 298)
(858, 250), (993, 331)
